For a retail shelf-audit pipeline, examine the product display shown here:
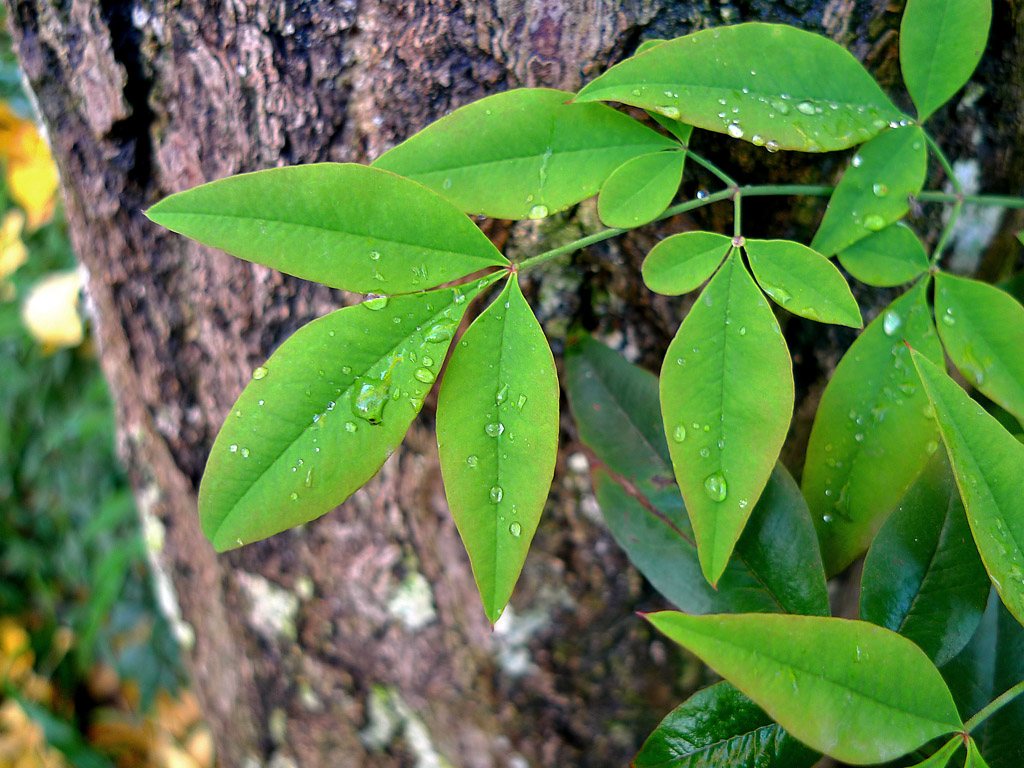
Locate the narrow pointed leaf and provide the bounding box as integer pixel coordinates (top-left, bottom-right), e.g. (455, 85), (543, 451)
(200, 281), (493, 551)
(837, 222), (930, 287)
(576, 23), (905, 152)
(660, 252), (793, 584)
(908, 737), (962, 768)
(436, 277), (559, 623)
(649, 112), (694, 144)
(372, 88), (675, 220)
(861, 452), (990, 665)
(968, 739), (993, 768)
(745, 239), (862, 327)
(146, 164), (507, 294)
(565, 332), (828, 616)
(901, 0), (992, 121)
(643, 232), (732, 295)
(645, 611), (964, 764)
(633, 681), (820, 768)
(910, 350), (1024, 627)
(598, 151), (685, 228)
(811, 127), (928, 256)
(935, 273), (1024, 425)
(804, 279), (943, 574)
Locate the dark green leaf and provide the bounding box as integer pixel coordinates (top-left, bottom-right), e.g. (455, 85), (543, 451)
(811, 127), (928, 256)
(436, 277), (559, 623)
(908, 737), (963, 768)
(935, 273), (1024, 426)
(660, 252), (793, 584)
(146, 164), (507, 294)
(200, 278), (497, 551)
(803, 279), (943, 574)
(642, 232), (732, 295)
(372, 88), (676, 219)
(576, 23), (905, 152)
(900, 0), (992, 121)
(598, 151), (685, 228)
(940, 589), (1001, 723)
(633, 681), (819, 768)
(744, 239), (862, 327)
(910, 350), (1024, 627)
(837, 223), (930, 287)
(645, 611), (963, 764)
(860, 452), (990, 665)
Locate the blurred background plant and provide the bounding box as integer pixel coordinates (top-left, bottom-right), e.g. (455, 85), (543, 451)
(0, 13), (211, 768)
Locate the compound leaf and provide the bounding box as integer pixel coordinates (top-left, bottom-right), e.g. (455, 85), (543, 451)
(811, 127), (928, 256)
(576, 23), (905, 153)
(200, 279), (496, 551)
(436, 277), (559, 624)
(146, 163), (507, 294)
(861, 452), (990, 665)
(935, 273), (1024, 426)
(911, 350), (1024, 628)
(660, 251), (793, 585)
(633, 681), (820, 768)
(598, 150), (685, 228)
(372, 88), (675, 220)
(900, 0), (992, 121)
(645, 612), (964, 764)
(744, 239), (862, 327)
(837, 222), (930, 287)
(642, 231), (733, 296)
(803, 279), (943, 574)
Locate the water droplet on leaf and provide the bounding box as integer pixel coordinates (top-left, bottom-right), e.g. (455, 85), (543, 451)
(252, 366), (268, 380)
(703, 472), (727, 502)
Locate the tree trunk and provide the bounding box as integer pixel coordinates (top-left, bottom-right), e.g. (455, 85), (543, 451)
(6, 1), (1023, 766)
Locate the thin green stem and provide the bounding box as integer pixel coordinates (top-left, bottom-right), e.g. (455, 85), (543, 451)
(923, 130), (966, 267)
(924, 131), (962, 194)
(686, 148), (738, 188)
(965, 678), (1024, 733)
(733, 191), (742, 238)
(931, 198), (963, 267)
(918, 191), (1024, 207)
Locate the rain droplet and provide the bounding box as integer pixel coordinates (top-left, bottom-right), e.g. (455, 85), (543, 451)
(424, 321), (456, 343)
(822, 514), (833, 523)
(496, 383), (510, 404)
(700, 447), (710, 458)
(364, 296), (389, 311)
(750, 134), (765, 146)
(304, 468), (313, 487)
(528, 204), (549, 220)
(672, 425), (687, 443)
(485, 422), (505, 437)
(467, 455), (479, 468)
(738, 327), (747, 336)
(369, 250), (381, 260)
(765, 140), (780, 153)
(490, 486), (504, 503)
(240, 447), (250, 458)
(229, 444), (238, 453)
(704, 472), (727, 501)
(252, 366), (268, 380)
(509, 521), (522, 537)
(926, 440), (939, 454)
(290, 492), (299, 501)
(341, 365), (352, 375)
(851, 154), (863, 168)
(872, 183), (889, 197)
(414, 368), (436, 383)
(765, 284), (792, 305)
(726, 122), (743, 138)
(345, 421), (357, 433)
(882, 310), (902, 336)
(654, 105), (680, 120)
(941, 308), (956, 326)
(516, 395), (528, 412)
(863, 215), (886, 231)
(796, 100), (817, 115)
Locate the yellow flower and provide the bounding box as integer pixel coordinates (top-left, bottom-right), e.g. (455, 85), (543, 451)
(20, 269), (83, 350)
(0, 210), (27, 291)
(0, 102), (59, 230)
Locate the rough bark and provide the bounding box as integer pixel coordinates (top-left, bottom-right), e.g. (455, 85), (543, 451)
(5, 0), (1022, 766)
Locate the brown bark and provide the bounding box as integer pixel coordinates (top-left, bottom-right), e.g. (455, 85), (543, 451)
(5, 0), (1023, 766)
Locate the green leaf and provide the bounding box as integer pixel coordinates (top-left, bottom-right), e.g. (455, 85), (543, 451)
(436, 277), (559, 623)
(633, 681), (820, 768)
(636, 38), (668, 55)
(803, 279), (943, 574)
(968, 739), (993, 768)
(565, 332), (828, 616)
(907, 737), (962, 768)
(372, 88), (676, 219)
(860, 452), (990, 665)
(811, 127), (928, 256)
(575, 23), (906, 153)
(837, 222), (930, 287)
(660, 251), (793, 584)
(910, 349), (1024, 627)
(598, 151), (685, 228)
(900, 0), (992, 121)
(744, 239), (862, 327)
(935, 273), (1024, 426)
(146, 164), (508, 294)
(939, 589), (1001, 723)
(649, 113), (695, 144)
(642, 232), (733, 296)
(645, 611), (964, 764)
(199, 279), (494, 551)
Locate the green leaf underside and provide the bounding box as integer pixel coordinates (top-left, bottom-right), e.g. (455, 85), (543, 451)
(436, 277), (559, 623)
(935, 273), (1024, 426)
(565, 333), (828, 616)
(633, 681), (819, 768)
(804, 279), (943, 575)
(145, 164), (507, 294)
(837, 223), (930, 287)
(642, 232), (732, 295)
(200, 279), (494, 551)
(598, 151), (685, 228)
(860, 452), (990, 666)
(645, 612), (963, 764)
(744, 239), (862, 327)
(575, 23), (905, 153)
(900, 0), (992, 121)
(372, 88), (676, 219)
(660, 252), (793, 585)
(909, 737), (962, 768)
(910, 350), (1024, 628)
(811, 126), (928, 256)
